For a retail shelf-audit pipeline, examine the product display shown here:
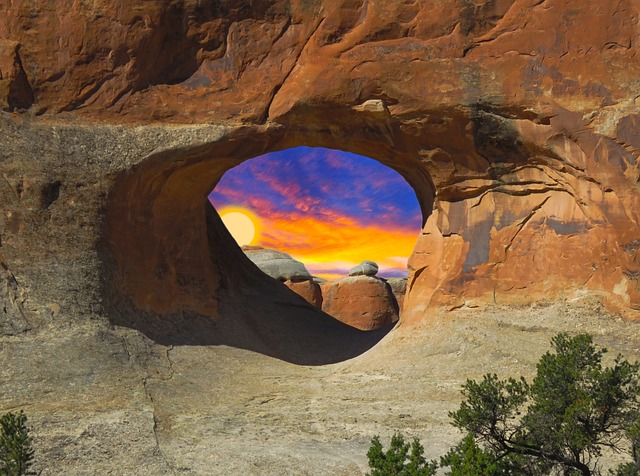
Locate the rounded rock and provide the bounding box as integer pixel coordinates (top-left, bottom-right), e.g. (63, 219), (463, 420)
(242, 246), (312, 282)
(348, 260), (379, 277)
(320, 276), (398, 331)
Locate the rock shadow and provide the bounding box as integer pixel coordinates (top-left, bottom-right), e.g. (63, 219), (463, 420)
(102, 202), (393, 365)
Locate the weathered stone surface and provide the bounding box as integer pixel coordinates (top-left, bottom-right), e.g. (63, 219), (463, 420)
(386, 277), (407, 313)
(285, 280), (323, 308)
(321, 276), (398, 331)
(0, 41), (32, 111)
(0, 259), (31, 335)
(0, 0), (636, 127)
(353, 99), (388, 113)
(0, 0), (636, 321)
(0, 2), (640, 472)
(349, 261), (379, 277)
(243, 246), (312, 282)
(2, 298), (639, 475)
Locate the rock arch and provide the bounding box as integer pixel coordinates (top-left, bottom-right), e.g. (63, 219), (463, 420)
(95, 102), (640, 365)
(100, 119), (435, 364)
(1, 0), (639, 367)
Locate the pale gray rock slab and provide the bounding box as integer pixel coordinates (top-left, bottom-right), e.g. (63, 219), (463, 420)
(2, 298), (639, 475)
(243, 247), (312, 282)
(348, 261), (379, 277)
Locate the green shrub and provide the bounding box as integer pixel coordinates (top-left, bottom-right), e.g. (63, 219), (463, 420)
(367, 432), (437, 476)
(0, 411), (35, 476)
(440, 432), (509, 475)
(611, 463), (640, 476)
(450, 333), (640, 476)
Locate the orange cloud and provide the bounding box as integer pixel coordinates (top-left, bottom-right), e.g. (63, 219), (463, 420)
(256, 214), (419, 279)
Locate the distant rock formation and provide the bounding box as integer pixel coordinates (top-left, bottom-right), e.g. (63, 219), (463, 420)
(348, 261), (379, 277)
(242, 246), (322, 308)
(386, 277), (408, 313)
(242, 246), (312, 282)
(320, 276), (398, 331)
(242, 248), (401, 328)
(285, 280), (323, 308)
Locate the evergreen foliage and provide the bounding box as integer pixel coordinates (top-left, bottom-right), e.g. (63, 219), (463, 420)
(450, 333), (639, 476)
(440, 432), (508, 475)
(367, 333), (640, 476)
(0, 411), (35, 476)
(366, 433), (437, 476)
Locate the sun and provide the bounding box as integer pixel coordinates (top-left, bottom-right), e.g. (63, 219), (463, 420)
(219, 207), (260, 246)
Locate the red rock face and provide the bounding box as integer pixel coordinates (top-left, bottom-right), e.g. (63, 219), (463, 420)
(0, 0), (306, 118)
(0, 0), (639, 335)
(321, 277), (398, 331)
(1, 0), (637, 123)
(0, 40), (32, 110)
(285, 280), (323, 308)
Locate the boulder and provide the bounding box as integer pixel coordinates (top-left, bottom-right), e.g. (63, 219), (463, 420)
(242, 246), (312, 282)
(348, 261), (379, 277)
(285, 280), (322, 308)
(320, 276), (398, 331)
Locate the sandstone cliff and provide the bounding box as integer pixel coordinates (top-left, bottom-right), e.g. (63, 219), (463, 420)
(1, 0), (638, 338)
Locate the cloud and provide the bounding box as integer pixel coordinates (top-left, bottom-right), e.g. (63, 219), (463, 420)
(258, 213), (417, 279)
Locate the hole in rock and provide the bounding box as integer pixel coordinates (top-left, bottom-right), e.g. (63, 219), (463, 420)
(208, 146), (422, 332)
(102, 135), (434, 365)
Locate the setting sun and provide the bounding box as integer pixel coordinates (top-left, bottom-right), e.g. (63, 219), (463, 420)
(219, 207), (260, 246)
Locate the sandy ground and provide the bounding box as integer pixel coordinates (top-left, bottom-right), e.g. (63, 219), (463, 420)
(2, 295), (639, 475)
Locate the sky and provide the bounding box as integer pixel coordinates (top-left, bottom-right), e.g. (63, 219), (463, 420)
(208, 146), (422, 280)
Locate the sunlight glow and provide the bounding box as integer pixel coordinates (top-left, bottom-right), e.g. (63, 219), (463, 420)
(219, 207), (260, 246)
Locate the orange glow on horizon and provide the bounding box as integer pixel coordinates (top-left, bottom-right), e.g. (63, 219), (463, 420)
(256, 214), (417, 279)
(209, 147), (424, 281)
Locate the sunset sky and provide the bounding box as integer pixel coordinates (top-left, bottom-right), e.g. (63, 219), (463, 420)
(208, 147), (422, 280)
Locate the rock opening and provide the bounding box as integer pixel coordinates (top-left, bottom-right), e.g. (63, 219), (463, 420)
(208, 146), (423, 330)
(100, 128), (434, 364)
(99, 106), (640, 364)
